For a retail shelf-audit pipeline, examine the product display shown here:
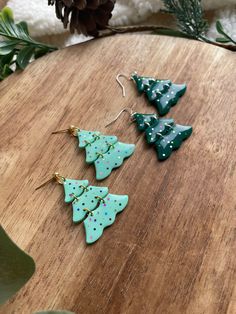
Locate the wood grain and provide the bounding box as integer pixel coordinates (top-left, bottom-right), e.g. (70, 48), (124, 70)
(0, 35), (235, 314)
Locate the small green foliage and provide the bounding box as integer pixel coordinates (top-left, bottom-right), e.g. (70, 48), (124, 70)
(162, 0), (208, 38)
(215, 20), (236, 45)
(0, 225), (35, 305)
(0, 7), (57, 80)
(16, 46), (36, 69)
(158, 1), (235, 50)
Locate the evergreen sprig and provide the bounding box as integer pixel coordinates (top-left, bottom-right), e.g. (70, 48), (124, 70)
(0, 7), (57, 80)
(162, 0), (208, 39)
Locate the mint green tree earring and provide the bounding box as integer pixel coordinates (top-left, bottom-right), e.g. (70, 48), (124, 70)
(106, 109), (192, 161)
(52, 126), (135, 180)
(116, 72), (187, 116)
(36, 173), (128, 244)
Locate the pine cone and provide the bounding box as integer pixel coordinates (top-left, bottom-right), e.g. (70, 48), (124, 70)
(49, 0), (116, 37)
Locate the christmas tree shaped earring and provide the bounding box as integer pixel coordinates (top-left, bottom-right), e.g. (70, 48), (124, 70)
(36, 173), (129, 244)
(52, 126), (135, 180)
(106, 108), (192, 161)
(116, 72), (187, 116)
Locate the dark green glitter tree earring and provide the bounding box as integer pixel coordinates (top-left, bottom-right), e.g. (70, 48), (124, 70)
(106, 108), (192, 161)
(116, 72), (187, 116)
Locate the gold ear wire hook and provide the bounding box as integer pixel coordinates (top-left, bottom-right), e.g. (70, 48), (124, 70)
(52, 125), (79, 136)
(116, 73), (132, 97)
(35, 172), (65, 190)
(105, 108), (136, 128)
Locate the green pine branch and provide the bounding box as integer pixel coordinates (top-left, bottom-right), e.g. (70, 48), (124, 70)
(162, 0), (208, 39)
(0, 7), (58, 81)
(160, 0), (235, 50)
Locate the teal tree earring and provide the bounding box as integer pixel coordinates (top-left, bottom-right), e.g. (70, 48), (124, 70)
(106, 109), (192, 161)
(36, 173), (128, 244)
(116, 72), (187, 116)
(52, 126), (135, 180)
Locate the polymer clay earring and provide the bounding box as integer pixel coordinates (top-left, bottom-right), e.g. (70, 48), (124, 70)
(106, 109), (192, 161)
(52, 126), (135, 180)
(116, 72), (187, 116)
(36, 173), (128, 244)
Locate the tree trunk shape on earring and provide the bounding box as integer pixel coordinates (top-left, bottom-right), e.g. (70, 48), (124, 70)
(132, 73), (187, 116)
(62, 177), (128, 244)
(77, 130), (135, 180)
(133, 113), (192, 161)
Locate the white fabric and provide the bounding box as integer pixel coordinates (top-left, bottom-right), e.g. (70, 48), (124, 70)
(6, 0), (236, 46)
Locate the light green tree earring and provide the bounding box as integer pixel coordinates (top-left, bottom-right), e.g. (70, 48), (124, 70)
(36, 173), (128, 244)
(52, 126), (135, 180)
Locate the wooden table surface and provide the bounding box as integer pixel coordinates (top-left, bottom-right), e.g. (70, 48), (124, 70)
(0, 35), (235, 314)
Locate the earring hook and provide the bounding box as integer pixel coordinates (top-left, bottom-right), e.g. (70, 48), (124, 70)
(35, 172), (65, 190)
(116, 73), (132, 97)
(105, 108), (136, 128)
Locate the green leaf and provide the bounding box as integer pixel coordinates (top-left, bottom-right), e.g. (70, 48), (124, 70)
(2, 64), (13, 78)
(34, 47), (50, 59)
(0, 7), (28, 40)
(17, 21), (29, 35)
(2, 6), (14, 21)
(0, 6), (58, 80)
(216, 20), (224, 35)
(0, 50), (15, 69)
(0, 7), (58, 51)
(16, 46), (35, 69)
(0, 225), (35, 305)
(0, 7), (17, 37)
(0, 40), (19, 55)
(34, 312), (75, 314)
(216, 37), (231, 43)
(215, 20), (236, 45)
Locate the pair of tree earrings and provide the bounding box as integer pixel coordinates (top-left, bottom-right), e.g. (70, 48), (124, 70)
(37, 72), (192, 244)
(51, 72), (192, 176)
(112, 72), (192, 160)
